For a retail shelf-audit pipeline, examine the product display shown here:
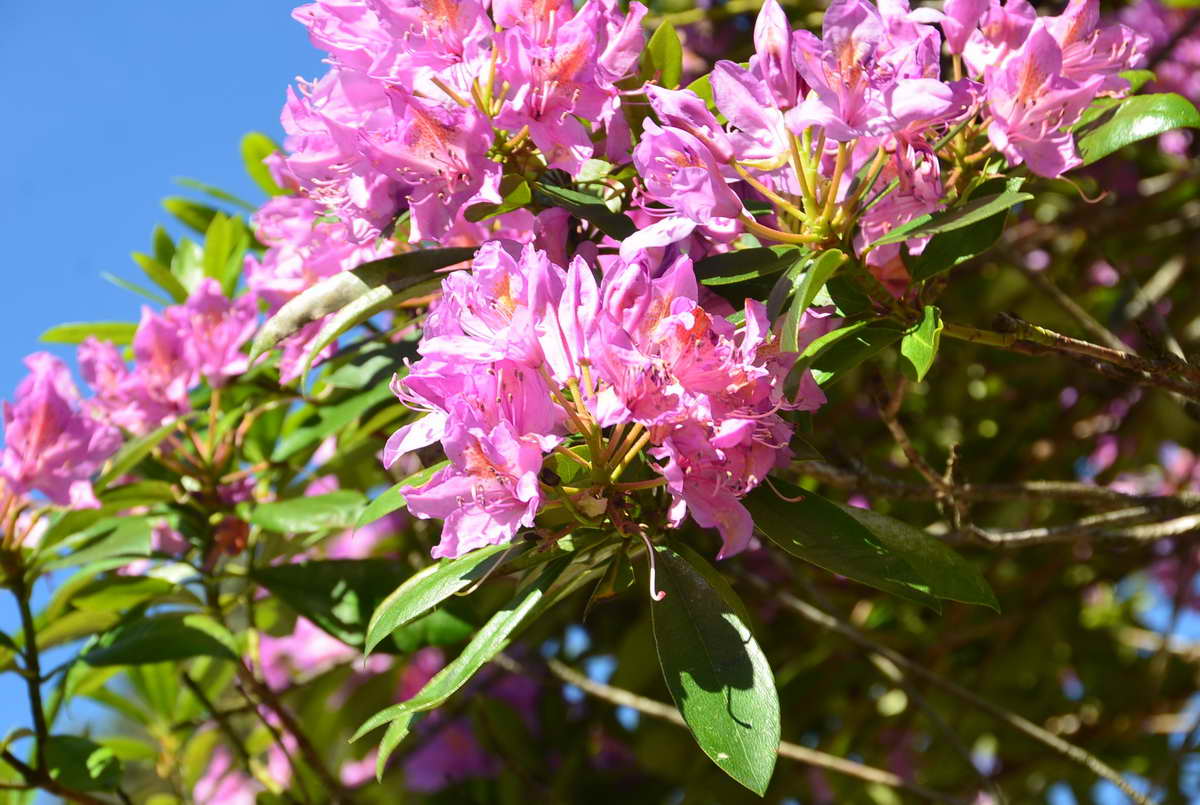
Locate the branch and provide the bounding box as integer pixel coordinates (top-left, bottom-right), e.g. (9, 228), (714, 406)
(1016, 263), (1130, 352)
(760, 584), (1156, 805)
(543, 658), (967, 804)
(0, 748), (109, 805)
(966, 511), (1200, 547)
(10, 577), (48, 772)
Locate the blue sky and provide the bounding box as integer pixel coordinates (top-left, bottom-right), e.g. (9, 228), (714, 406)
(0, 0), (324, 766)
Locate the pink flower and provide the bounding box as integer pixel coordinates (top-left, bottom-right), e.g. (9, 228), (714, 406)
(1, 353), (120, 509)
(633, 121), (744, 223)
(180, 279), (258, 389)
(193, 746), (260, 805)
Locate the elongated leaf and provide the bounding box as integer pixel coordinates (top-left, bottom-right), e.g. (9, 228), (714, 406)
(69, 576), (185, 612)
(899, 305), (943, 382)
(871, 192), (1033, 247)
(465, 175), (532, 222)
(251, 559), (469, 650)
(247, 490), (366, 534)
(640, 21), (684, 88)
(695, 246), (801, 286)
(162, 197), (218, 236)
(242, 132), (288, 197)
(96, 417), (182, 489)
(100, 272), (172, 306)
(272, 384), (393, 462)
(534, 184), (636, 240)
(904, 177), (1024, 282)
(364, 542), (516, 655)
(40, 322), (137, 346)
(174, 177), (255, 212)
(651, 546), (779, 795)
(251, 247), (475, 359)
(810, 325), (903, 384)
(82, 613), (237, 665)
(782, 250), (847, 352)
(131, 252), (188, 302)
(1077, 92), (1200, 164)
(44, 735), (121, 791)
(747, 480), (998, 609)
(355, 556), (569, 774)
(357, 460), (449, 528)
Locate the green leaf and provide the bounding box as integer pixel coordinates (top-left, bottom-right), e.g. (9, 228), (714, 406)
(640, 21), (684, 88)
(153, 224), (176, 267)
(898, 305), (943, 382)
(354, 557), (569, 773)
(905, 177), (1024, 282)
(782, 250), (847, 352)
(465, 175), (533, 222)
(170, 238), (206, 293)
(1076, 92), (1200, 164)
(251, 559), (465, 650)
(69, 576), (184, 612)
(534, 183), (636, 241)
(810, 325), (903, 385)
(695, 246), (802, 286)
(651, 546), (779, 795)
(247, 490), (366, 534)
(39, 322), (137, 346)
(162, 197), (219, 236)
(82, 613), (237, 666)
(357, 460), (449, 528)
(870, 192), (1034, 248)
(96, 417), (181, 489)
(272, 384), (393, 462)
(131, 252), (188, 302)
(251, 247), (475, 360)
(174, 177), (255, 213)
(101, 272), (172, 306)
(44, 735), (121, 791)
(242, 132), (288, 197)
(364, 542), (517, 655)
(747, 480), (998, 609)
(1121, 69), (1156, 93)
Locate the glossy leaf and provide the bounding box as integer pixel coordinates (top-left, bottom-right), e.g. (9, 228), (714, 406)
(364, 542), (518, 655)
(810, 325), (903, 384)
(465, 175), (533, 222)
(272, 384), (393, 462)
(356, 460), (450, 528)
(40, 322), (137, 346)
(162, 197), (218, 236)
(782, 250), (847, 352)
(695, 246), (801, 286)
(899, 305), (943, 382)
(247, 490), (366, 534)
(871, 191), (1033, 248)
(651, 546), (780, 795)
(131, 252), (188, 302)
(82, 613), (237, 666)
(1077, 93), (1200, 165)
(746, 480), (998, 609)
(251, 247), (474, 360)
(355, 556), (569, 776)
(640, 21), (684, 88)
(534, 183), (636, 240)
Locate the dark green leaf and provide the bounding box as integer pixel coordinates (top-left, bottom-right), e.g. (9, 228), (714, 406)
(748, 480), (998, 609)
(465, 175), (533, 222)
(69, 576), (184, 612)
(354, 556), (569, 776)
(870, 192), (1033, 247)
(810, 325), (903, 384)
(905, 177), (1024, 282)
(534, 184), (636, 241)
(651, 546), (779, 795)
(364, 542), (517, 655)
(247, 490), (366, 534)
(272, 384), (394, 462)
(82, 613), (237, 666)
(1077, 92), (1200, 164)
(695, 246), (802, 286)
(357, 460), (449, 528)
(39, 322), (137, 346)
(251, 247), (475, 360)
(899, 305), (943, 382)
(44, 735), (121, 791)
(640, 21), (684, 88)
(96, 418), (181, 489)
(152, 224), (176, 267)
(242, 132), (288, 197)
(782, 250), (847, 352)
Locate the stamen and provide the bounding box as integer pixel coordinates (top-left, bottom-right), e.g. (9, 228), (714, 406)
(764, 475), (806, 503)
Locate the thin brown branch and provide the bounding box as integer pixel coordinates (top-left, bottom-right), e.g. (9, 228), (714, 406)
(544, 658), (966, 804)
(761, 584), (1156, 805)
(1017, 264), (1129, 352)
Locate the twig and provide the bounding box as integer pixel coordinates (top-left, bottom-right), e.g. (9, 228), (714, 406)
(1016, 264), (1129, 352)
(543, 658), (966, 804)
(966, 512), (1200, 547)
(0, 748), (108, 805)
(761, 585), (1156, 805)
(10, 578), (48, 772)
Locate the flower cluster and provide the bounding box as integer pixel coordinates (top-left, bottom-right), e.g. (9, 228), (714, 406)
(387, 241), (820, 560)
(274, 0), (647, 243)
